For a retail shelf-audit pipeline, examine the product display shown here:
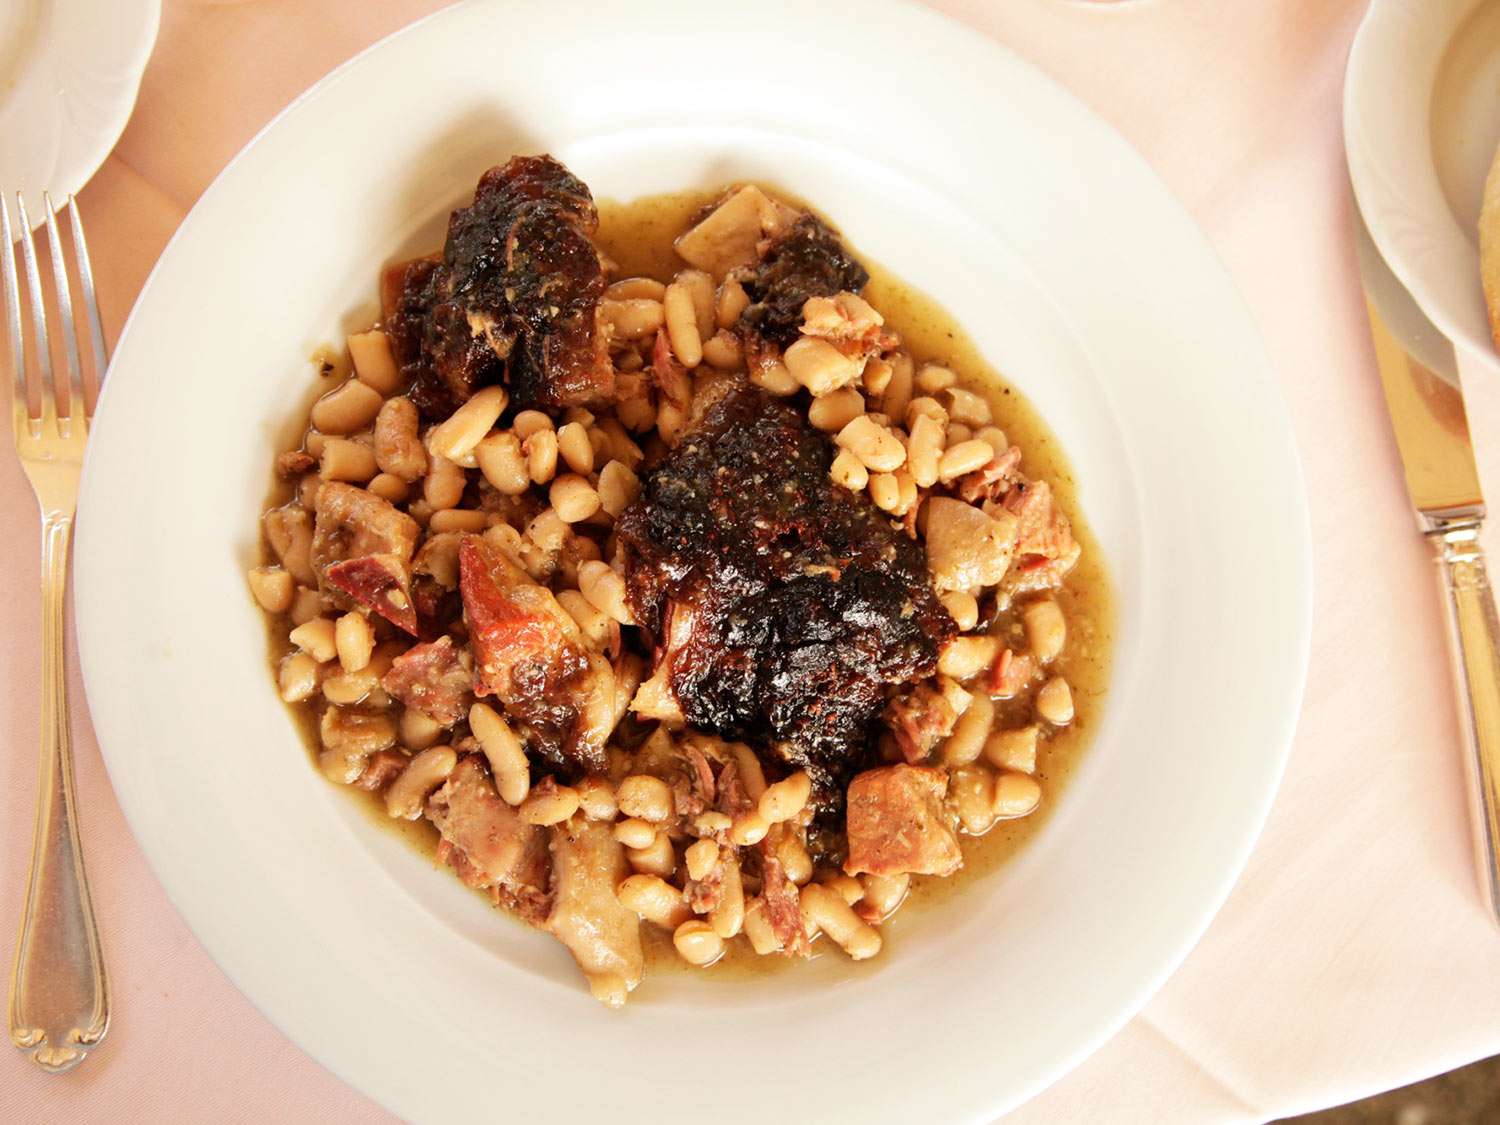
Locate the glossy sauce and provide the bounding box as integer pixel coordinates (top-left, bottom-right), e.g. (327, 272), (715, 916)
(266, 187), (1115, 981)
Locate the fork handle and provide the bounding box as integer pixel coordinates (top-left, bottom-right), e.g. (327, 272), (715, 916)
(1433, 523), (1500, 925)
(9, 514), (109, 1071)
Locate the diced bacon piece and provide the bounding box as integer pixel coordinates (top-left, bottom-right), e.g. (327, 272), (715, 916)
(276, 450), (317, 478)
(883, 682), (960, 764)
(987, 647), (1036, 698)
(382, 636), (473, 725)
(547, 818), (643, 1005)
(324, 553), (420, 635)
(715, 758), (754, 820)
(844, 764), (962, 878)
(427, 756), (549, 893)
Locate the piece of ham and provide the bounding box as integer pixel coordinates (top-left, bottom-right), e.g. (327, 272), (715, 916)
(312, 481), (420, 572)
(381, 636), (473, 725)
(324, 553), (420, 635)
(844, 764), (962, 878)
(457, 534), (617, 774)
(426, 755), (549, 900)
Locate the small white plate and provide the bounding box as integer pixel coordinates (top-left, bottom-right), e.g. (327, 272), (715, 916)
(0, 0), (160, 225)
(73, 1), (1311, 1120)
(1346, 0), (1500, 375)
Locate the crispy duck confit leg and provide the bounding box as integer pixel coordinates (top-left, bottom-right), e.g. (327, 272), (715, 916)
(385, 155), (614, 418)
(617, 387), (955, 806)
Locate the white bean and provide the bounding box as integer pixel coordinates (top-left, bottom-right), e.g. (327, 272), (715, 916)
(672, 919), (725, 966)
(941, 691), (994, 766)
(1036, 677), (1075, 725)
(468, 702), (531, 805)
(248, 566), (294, 614)
(334, 612), (374, 672)
(617, 874), (691, 929)
(385, 746), (457, 820)
(664, 280), (704, 368)
(348, 329), (401, 394)
(1024, 599), (1067, 663)
(800, 884), (881, 960)
(519, 782), (581, 826)
(759, 771), (811, 824)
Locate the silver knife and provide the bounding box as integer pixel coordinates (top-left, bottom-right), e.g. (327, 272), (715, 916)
(1354, 200), (1500, 922)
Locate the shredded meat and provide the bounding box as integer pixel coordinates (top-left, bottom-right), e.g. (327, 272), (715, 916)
(883, 681), (960, 765)
(381, 636), (473, 725)
(457, 533), (616, 774)
(618, 386), (954, 804)
(956, 444), (1024, 504)
(757, 844), (811, 957)
(353, 749), (408, 793)
(844, 764), (962, 878)
(392, 156), (613, 418)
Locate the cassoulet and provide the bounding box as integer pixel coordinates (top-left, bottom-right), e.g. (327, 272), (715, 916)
(251, 155), (1111, 1004)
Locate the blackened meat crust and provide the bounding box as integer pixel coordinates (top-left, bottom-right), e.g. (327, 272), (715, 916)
(393, 156), (612, 418)
(739, 214), (870, 351)
(617, 387), (954, 800)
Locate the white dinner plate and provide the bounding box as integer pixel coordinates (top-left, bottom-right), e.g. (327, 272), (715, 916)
(1346, 0), (1500, 377)
(0, 0), (160, 225)
(74, 1), (1311, 1120)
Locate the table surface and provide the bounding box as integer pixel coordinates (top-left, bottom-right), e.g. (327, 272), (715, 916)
(6, 0), (1497, 1121)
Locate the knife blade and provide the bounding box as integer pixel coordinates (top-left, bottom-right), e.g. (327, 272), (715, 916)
(1354, 198), (1500, 923)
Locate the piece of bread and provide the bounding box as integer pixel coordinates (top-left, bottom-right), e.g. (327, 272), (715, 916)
(1479, 139), (1500, 351)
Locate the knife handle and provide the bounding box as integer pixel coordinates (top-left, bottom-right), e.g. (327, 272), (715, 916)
(1433, 523), (1500, 923)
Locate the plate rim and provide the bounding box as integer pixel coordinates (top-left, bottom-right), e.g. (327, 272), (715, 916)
(73, 0), (1313, 1118)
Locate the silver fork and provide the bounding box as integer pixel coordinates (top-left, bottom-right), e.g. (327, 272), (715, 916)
(2, 192), (110, 1073)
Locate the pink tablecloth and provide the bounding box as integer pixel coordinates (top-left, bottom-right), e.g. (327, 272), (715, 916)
(5, 0), (1496, 1120)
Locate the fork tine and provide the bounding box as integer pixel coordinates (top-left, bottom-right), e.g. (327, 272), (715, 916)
(42, 193), (84, 422)
(1, 193), (24, 414)
(14, 195), (53, 423)
(66, 196), (107, 414)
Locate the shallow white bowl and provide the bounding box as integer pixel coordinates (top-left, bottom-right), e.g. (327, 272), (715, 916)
(1346, 0), (1500, 375)
(74, 1), (1311, 1120)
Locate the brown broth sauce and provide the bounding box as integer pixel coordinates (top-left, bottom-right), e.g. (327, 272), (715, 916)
(265, 187), (1115, 982)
